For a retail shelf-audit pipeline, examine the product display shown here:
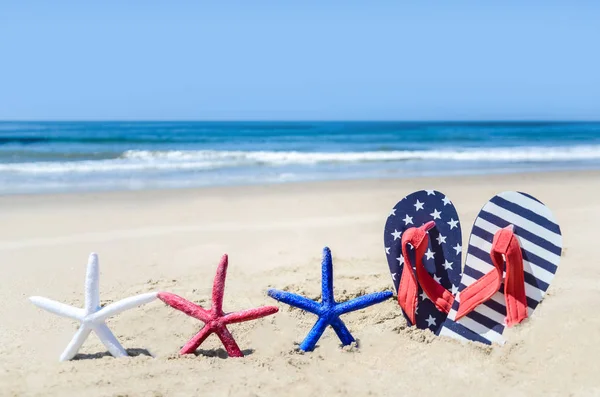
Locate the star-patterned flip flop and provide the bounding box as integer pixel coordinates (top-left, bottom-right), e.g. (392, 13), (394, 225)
(439, 191), (562, 345)
(384, 190), (463, 333)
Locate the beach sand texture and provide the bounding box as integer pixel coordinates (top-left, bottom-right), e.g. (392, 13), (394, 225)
(1, 171), (598, 396)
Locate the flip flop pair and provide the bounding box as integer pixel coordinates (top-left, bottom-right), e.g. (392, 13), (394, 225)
(384, 190), (562, 345)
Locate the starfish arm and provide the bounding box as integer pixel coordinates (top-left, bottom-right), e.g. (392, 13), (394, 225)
(93, 323), (128, 358)
(267, 289), (322, 315)
(59, 325), (91, 361)
(158, 292), (211, 322)
(221, 305), (279, 325)
(91, 292), (158, 322)
(212, 254), (229, 316)
(334, 291), (393, 315)
(330, 317), (355, 346)
(215, 325), (243, 358)
(299, 316), (329, 352)
(85, 253), (100, 314)
(29, 296), (84, 321)
(321, 247), (335, 306)
(180, 325), (213, 355)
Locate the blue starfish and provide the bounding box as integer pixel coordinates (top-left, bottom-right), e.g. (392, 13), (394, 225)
(268, 247), (393, 351)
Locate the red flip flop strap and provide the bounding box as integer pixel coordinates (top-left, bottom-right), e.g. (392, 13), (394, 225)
(454, 263), (502, 321)
(397, 231), (419, 325)
(416, 262), (455, 314)
(397, 221), (455, 324)
(496, 230), (528, 327)
(455, 226), (528, 326)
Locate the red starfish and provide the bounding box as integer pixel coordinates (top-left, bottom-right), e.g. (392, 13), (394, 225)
(158, 254), (278, 357)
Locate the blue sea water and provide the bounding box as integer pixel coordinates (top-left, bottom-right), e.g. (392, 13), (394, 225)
(1, 121), (600, 194)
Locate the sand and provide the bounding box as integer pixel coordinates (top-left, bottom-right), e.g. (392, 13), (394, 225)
(1, 170), (599, 396)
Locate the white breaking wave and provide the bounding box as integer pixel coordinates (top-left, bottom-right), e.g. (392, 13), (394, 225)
(1, 145), (600, 174)
(122, 145), (600, 163)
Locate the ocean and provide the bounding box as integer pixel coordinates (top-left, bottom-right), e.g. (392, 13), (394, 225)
(1, 121), (600, 195)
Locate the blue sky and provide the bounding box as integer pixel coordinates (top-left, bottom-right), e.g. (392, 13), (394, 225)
(1, 1), (599, 120)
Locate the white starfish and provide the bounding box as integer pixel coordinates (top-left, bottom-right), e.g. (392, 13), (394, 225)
(29, 253), (157, 361)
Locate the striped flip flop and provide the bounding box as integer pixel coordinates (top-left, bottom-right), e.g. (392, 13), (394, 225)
(384, 190), (463, 333)
(439, 191), (562, 345)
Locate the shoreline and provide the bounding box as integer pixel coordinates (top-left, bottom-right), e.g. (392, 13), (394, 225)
(1, 167), (599, 203)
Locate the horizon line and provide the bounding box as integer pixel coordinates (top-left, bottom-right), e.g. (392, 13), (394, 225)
(1, 119), (599, 123)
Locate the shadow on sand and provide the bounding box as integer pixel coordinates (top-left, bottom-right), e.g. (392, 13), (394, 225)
(73, 348), (153, 360)
(193, 348), (254, 359)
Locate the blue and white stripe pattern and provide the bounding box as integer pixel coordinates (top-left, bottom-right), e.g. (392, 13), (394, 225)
(439, 191), (562, 345)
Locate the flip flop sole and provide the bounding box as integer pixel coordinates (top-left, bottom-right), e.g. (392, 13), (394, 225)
(384, 190), (463, 332)
(440, 191), (562, 345)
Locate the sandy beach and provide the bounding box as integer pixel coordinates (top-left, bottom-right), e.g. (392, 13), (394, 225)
(1, 170), (599, 396)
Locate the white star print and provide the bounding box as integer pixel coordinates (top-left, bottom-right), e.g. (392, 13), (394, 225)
(391, 229), (402, 240)
(436, 234), (446, 245)
(425, 248), (435, 260)
(453, 243), (462, 255)
(391, 273), (397, 281)
(451, 284), (459, 295)
(385, 247), (390, 254)
(425, 315), (437, 328)
(425, 190), (435, 195)
(397, 255), (404, 265)
(442, 259), (453, 270)
(29, 253), (157, 361)
(403, 214), (413, 225)
(414, 199), (424, 211)
(430, 209), (442, 220)
(442, 196), (451, 206)
(433, 274), (442, 284)
(419, 290), (428, 301)
(407, 243), (414, 250)
(389, 208), (396, 217)
(447, 218), (459, 229)
(415, 306), (419, 314)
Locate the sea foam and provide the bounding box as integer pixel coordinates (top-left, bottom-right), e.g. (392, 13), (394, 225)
(1, 145), (600, 174)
